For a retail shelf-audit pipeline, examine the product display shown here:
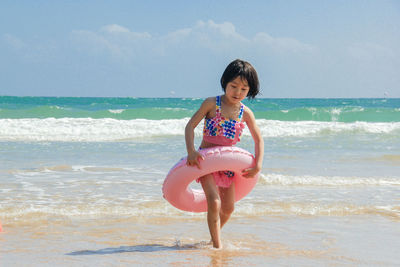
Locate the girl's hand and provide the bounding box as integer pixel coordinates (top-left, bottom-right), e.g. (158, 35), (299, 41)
(186, 151), (204, 169)
(242, 166), (261, 178)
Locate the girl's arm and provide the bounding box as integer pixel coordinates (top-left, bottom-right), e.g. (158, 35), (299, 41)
(242, 106), (264, 178)
(184, 97), (215, 168)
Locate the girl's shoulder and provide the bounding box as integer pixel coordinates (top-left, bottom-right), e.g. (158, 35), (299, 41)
(242, 105), (256, 122)
(201, 96), (217, 108)
(204, 96), (216, 103)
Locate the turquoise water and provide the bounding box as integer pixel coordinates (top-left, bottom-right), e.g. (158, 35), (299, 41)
(1, 96), (399, 122)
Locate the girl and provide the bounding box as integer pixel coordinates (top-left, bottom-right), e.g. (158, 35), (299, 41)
(185, 59), (264, 248)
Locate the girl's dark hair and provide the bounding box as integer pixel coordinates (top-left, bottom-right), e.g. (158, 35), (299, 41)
(220, 59), (260, 99)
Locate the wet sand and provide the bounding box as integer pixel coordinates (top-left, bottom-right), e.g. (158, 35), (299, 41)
(1, 214), (400, 266)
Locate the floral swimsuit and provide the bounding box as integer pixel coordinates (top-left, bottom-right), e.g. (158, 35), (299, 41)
(198, 95), (246, 188)
(203, 95), (245, 146)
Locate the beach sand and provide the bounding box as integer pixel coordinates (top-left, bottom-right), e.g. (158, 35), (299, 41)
(2, 210), (400, 266)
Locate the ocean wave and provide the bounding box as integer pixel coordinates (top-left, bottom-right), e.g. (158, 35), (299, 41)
(108, 109), (125, 114)
(0, 118), (187, 141)
(257, 120), (400, 137)
(1, 97), (400, 122)
(259, 173), (400, 187)
(7, 164), (159, 176)
(2, 201), (399, 224)
(254, 106), (400, 122)
(0, 105), (194, 120)
(0, 118), (399, 141)
(235, 202), (400, 219)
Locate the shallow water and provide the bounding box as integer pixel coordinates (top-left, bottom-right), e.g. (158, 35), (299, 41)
(2, 216), (400, 266)
(1, 138), (399, 266)
(1, 97), (400, 266)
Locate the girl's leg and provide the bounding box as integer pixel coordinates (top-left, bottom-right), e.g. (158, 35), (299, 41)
(200, 174), (222, 248)
(218, 181), (235, 229)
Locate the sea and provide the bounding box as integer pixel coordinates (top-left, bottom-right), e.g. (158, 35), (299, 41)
(1, 96), (399, 266)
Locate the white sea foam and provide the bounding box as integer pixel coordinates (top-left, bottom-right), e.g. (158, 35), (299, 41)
(259, 173), (400, 187)
(0, 118), (399, 141)
(257, 120), (400, 138)
(108, 109), (125, 114)
(2, 200), (399, 221)
(234, 202), (400, 218)
(0, 118), (188, 141)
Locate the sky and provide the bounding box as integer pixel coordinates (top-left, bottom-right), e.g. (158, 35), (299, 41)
(0, 0), (399, 98)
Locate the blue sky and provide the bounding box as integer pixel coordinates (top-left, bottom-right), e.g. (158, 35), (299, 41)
(1, 0), (399, 98)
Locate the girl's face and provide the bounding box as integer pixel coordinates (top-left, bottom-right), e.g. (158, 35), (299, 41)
(224, 76), (250, 104)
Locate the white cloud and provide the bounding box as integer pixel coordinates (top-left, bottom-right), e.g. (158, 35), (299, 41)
(165, 28), (192, 43)
(71, 30), (113, 53)
(100, 24), (130, 33)
(2, 34), (26, 49)
(165, 20), (313, 53)
(254, 32), (314, 53)
(71, 20), (314, 60)
(71, 25), (151, 60)
(2, 33), (59, 62)
(194, 20), (248, 42)
(100, 24), (151, 40)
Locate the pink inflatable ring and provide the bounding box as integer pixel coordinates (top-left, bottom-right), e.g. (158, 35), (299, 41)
(162, 146), (259, 212)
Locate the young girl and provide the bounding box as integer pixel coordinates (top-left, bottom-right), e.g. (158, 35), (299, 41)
(185, 59), (264, 248)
